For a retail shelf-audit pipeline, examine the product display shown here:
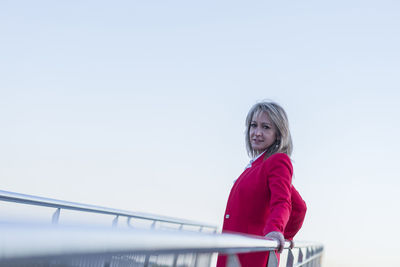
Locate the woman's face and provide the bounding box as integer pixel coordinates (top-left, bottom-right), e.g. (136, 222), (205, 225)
(249, 111), (278, 154)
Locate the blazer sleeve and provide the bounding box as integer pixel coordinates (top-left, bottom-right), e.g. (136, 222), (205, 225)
(284, 186), (307, 240)
(263, 153), (293, 235)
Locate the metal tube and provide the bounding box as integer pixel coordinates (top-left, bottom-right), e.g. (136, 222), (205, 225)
(0, 189), (216, 230)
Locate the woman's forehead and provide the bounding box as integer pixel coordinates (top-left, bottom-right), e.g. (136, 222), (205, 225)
(252, 110), (272, 122)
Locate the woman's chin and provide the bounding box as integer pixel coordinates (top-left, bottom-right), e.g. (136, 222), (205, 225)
(252, 145), (265, 152)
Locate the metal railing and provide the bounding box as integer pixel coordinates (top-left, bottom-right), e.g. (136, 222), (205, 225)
(0, 189), (217, 231)
(0, 190), (323, 267)
(0, 222), (323, 267)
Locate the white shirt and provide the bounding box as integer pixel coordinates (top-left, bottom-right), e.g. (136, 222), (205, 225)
(233, 151), (267, 184)
(245, 150), (267, 169)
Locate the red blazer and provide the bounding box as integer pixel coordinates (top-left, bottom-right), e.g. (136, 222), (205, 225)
(217, 153), (307, 267)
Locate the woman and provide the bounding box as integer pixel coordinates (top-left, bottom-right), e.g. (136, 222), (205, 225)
(217, 101), (307, 267)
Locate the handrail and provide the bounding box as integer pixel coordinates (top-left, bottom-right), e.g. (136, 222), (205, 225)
(0, 190), (324, 266)
(0, 189), (217, 230)
(0, 223), (281, 258)
(0, 222), (323, 267)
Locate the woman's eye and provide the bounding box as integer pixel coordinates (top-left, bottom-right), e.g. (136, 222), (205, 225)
(250, 123), (257, 128)
(263, 125), (270, 129)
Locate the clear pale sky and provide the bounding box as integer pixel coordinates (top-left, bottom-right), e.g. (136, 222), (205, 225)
(1, 1), (399, 266)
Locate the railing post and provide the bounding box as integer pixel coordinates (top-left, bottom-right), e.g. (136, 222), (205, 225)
(194, 253), (199, 267)
(311, 247), (316, 267)
(298, 248), (304, 266)
(267, 251), (278, 267)
(127, 217), (133, 227)
(227, 254), (241, 267)
(172, 253), (179, 267)
(144, 221), (156, 267)
(286, 249), (294, 267)
(144, 254), (150, 267)
(52, 208), (60, 224)
(172, 224), (183, 267)
(112, 215), (119, 227)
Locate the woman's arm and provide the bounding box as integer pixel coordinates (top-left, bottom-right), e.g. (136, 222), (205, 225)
(284, 186), (307, 240)
(263, 153), (293, 235)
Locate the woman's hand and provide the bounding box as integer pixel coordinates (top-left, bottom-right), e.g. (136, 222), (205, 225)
(265, 231), (285, 253)
(288, 239), (295, 249)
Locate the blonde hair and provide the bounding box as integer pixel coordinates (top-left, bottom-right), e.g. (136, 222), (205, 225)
(245, 101), (293, 158)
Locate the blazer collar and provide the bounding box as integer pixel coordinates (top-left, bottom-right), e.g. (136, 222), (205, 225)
(245, 150), (266, 169)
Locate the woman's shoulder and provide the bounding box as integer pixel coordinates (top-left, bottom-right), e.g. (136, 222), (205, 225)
(266, 152), (291, 163)
(263, 153), (293, 172)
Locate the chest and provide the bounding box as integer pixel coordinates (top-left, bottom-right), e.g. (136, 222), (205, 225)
(230, 164), (269, 205)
